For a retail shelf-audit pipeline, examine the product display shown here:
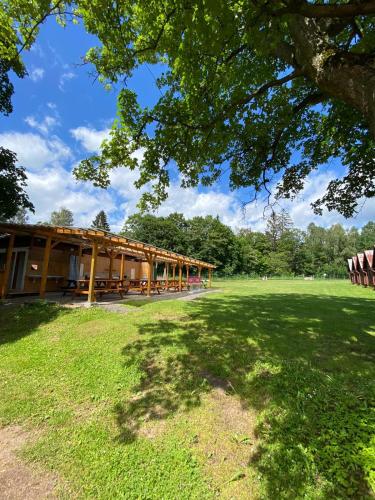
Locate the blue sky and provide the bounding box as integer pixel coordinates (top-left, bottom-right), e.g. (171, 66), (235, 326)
(1, 18), (374, 232)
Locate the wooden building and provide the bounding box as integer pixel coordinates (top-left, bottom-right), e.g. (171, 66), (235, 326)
(364, 248), (375, 287)
(347, 258), (356, 284)
(352, 254), (360, 284)
(357, 252), (367, 286)
(0, 223), (215, 302)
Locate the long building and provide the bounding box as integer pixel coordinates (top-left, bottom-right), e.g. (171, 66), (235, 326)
(0, 223), (215, 302)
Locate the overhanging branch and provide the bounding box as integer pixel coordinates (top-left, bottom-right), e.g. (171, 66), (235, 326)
(274, 0), (375, 18)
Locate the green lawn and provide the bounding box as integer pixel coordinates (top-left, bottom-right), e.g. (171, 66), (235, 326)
(0, 280), (374, 499)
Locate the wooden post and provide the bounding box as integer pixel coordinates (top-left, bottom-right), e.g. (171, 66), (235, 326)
(172, 264), (176, 282)
(120, 253), (125, 279)
(166, 262), (169, 289)
(198, 266), (201, 279)
(208, 268), (212, 288)
(77, 245), (83, 279)
(1, 233), (15, 299)
(178, 262), (183, 292)
(88, 241), (98, 303)
(146, 253), (153, 296)
(109, 251), (114, 279)
(186, 265), (189, 282)
(39, 236), (52, 299)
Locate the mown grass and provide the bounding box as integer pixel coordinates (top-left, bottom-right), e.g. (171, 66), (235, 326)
(0, 280), (374, 498)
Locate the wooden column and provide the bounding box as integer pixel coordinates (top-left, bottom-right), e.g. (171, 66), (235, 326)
(0, 233), (15, 299)
(77, 245), (83, 279)
(146, 253), (153, 296)
(165, 262), (169, 289)
(120, 253), (125, 279)
(178, 262), (183, 292)
(88, 241), (98, 303)
(186, 265), (189, 282)
(208, 268), (212, 288)
(109, 251), (114, 279)
(39, 236), (52, 299)
(198, 266), (202, 279)
(172, 264), (176, 282)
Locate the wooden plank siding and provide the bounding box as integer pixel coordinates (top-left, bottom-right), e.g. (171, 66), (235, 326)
(0, 223), (215, 300)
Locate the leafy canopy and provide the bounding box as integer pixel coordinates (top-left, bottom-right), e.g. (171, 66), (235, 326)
(71, 0), (375, 217)
(49, 206), (74, 226)
(0, 147), (34, 220)
(2, 0), (375, 218)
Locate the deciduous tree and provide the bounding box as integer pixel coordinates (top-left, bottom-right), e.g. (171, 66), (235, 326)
(70, 0), (375, 217)
(50, 207), (74, 227)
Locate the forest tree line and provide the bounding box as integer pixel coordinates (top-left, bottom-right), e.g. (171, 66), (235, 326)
(121, 210), (375, 278)
(5, 206), (373, 277)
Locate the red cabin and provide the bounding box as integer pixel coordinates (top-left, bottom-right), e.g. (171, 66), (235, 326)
(364, 248), (375, 287)
(347, 258), (356, 284)
(357, 253), (367, 286)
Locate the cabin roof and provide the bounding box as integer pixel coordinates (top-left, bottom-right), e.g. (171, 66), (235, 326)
(364, 249), (374, 268)
(357, 253), (365, 270)
(0, 223), (216, 269)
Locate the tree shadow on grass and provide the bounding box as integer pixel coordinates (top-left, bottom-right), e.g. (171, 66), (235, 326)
(0, 302), (64, 345)
(115, 292), (375, 497)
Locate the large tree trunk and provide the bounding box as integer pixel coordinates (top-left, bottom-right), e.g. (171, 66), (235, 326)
(288, 15), (375, 137)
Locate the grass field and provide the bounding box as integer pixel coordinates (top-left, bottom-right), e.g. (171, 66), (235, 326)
(0, 280), (374, 499)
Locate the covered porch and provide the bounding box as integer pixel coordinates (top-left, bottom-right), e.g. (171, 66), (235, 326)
(0, 224), (215, 304)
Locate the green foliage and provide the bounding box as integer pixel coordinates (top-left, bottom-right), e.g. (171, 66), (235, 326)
(68, 0), (375, 216)
(121, 210), (372, 277)
(49, 206), (74, 226)
(2, 0), (375, 216)
(0, 147), (34, 220)
(91, 209), (110, 231)
(122, 212), (241, 271)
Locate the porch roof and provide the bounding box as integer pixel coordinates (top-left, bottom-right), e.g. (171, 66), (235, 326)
(0, 223), (216, 269)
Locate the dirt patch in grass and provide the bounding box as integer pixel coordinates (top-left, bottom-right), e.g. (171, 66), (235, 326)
(0, 425), (58, 499)
(186, 376), (260, 499)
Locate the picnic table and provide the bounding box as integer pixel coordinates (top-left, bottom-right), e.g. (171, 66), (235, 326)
(127, 279), (164, 294)
(166, 279), (190, 291)
(73, 278), (128, 299)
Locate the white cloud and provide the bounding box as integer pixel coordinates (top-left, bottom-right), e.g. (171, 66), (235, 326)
(0, 131), (71, 170)
(59, 71), (76, 91)
(70, 126), (111, 153)
(2, 126), (374, 233)
(29, 67), (45, 82)
(26, 164), (117, 227)
(25, 115), (59, 135)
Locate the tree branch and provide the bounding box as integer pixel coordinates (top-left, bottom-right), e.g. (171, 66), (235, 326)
(274, 0), (375, 18)
(17, 0), (66, 55)
(134, 8), (176, 55)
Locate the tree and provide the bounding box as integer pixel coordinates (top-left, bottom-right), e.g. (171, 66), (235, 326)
(0, 148), (34, 220)
(5, 1), (375, 216)
(0, 50), (33, 220)
(122, 212), (188, 254)
(359, 222), (375, 249)
(91, 210), (110, 231)
(65, 0), (375, 218)
(50, 207), (74, 227)
(266, 210), (293, 250)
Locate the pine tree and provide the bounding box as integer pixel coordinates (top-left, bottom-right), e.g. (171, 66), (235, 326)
(265, 210), (293, 250)
(91, 210), (110, 232)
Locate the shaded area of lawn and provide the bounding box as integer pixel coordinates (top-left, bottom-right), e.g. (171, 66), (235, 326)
(0, 302), (63, 345)
(116, 290), (375, 498)
(0, 282), (374, 498)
